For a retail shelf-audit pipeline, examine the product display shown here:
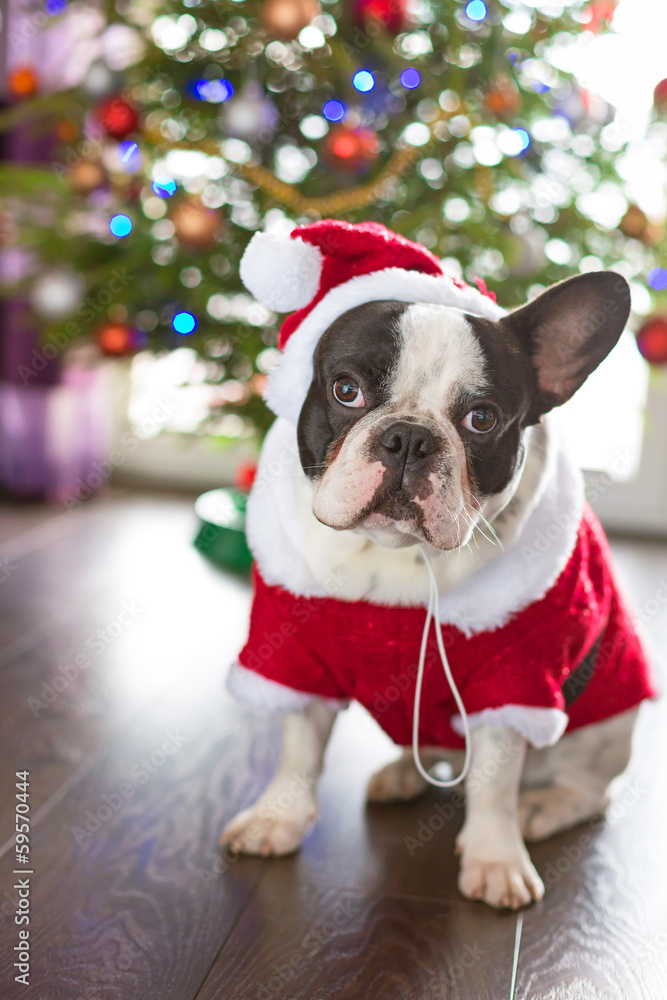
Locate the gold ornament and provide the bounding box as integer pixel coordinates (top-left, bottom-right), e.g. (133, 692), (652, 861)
(170, 198), (222, 248)
(619, 204), (649, 240)
(67, 160), (106, 195)
(260, 0), (320, 39)
(172, 105), (458, 217)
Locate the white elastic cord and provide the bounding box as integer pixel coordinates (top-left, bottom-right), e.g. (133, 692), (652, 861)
(412, 546), (471, 788)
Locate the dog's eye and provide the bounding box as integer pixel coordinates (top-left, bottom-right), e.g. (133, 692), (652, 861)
(333, 376), (365, 408)
(462, 407), (497, 434)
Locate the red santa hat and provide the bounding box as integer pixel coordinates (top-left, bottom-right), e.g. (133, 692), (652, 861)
(240, 219), (504, 424)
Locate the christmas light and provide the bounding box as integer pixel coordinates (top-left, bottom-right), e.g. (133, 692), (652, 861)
(353, 70), (375, 93)
(298, 26), (325, 49)
(496, 127), (531, 158)
(648, 267), (667, 291)
(465, 0), (487, 21)
(193, 79), (234, 103)
(514, 128), (531, 152)
(323, 100), (345, 121)
(173, 311), (197, 334)
(118, 141), (142, 173)
(152, 175), (177, 197)
(400, 68), (421, 89)
(109, 214), (133, 237)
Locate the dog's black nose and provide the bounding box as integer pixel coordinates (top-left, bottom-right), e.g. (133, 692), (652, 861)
(379, 421), (438, 466)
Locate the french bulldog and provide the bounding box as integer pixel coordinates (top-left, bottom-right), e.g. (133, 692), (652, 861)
(222, 226), (653, 910)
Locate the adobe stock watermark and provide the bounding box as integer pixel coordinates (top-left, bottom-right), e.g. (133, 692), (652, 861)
(0, 557), (18, 584)
(521, 449), (635, 565)
(62, 397), (178, 511)
(198, 770), (314, 886)
(26, 600), (144, 717)
(71, 727), (193, 845)
(633, 578), (667, 628)
(17, 269), (133, 386)
(539, 777), (647, 890)
(232, 565), (351, 696)
(87, 926), (152, 983)
(7, 3), (54, 54)
(254, 896), (361, 1000)
(403, 732), (524, 857)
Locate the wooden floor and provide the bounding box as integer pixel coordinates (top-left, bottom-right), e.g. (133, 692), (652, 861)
(0, 490), (666, 1000)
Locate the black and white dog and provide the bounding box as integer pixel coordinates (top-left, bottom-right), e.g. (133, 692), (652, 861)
(222, 222), (653, 909)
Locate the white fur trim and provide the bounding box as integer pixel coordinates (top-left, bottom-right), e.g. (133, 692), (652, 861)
(240, 232), (323, 312)
(245, 415), (584, 635)
(226, 661), (349, 713)
(451, 705), (569, 749)
(264, 268), (505, 424)
(436, 431), (583, 636)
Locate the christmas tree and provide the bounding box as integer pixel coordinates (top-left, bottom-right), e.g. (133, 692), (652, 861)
(1, 0), (664, 440)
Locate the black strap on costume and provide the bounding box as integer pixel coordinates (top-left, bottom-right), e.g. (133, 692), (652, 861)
(561, 633), (603, 708)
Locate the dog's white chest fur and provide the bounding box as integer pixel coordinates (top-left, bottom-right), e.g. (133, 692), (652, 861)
(245, 414), (584, 637)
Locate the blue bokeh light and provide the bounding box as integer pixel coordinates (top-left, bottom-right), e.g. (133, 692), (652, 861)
(193, 79), (234, 103)
(109, 214), (133, 238)
(400, 68), (421, 89)
(648, 267), (667, 291)
(118, 140), (142, 173)
(323, 100), (345, 122)
(173, 311), (197, 334)
(514, 128), (531, 152)
(46, 0), (67, 13)
(152, 175), (177, 198)
(465, 0), (487, 20)
(353, 70), (375, 93)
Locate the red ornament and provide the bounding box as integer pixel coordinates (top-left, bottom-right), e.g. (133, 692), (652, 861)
(582, 0), (617, 33)
(95, 96), (139, 140)
(234, 461), (257, 493)
(636, 316), (667, 367)
(353, 0), (408, 35)
(97, 322), (144, 356)
(7, 65), (39, 99)
(484, 78), (522, 119)
(654, 78), (667, 114)
(324, 125), (380, 174)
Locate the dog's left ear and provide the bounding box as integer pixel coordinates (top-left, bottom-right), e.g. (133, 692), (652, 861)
(507, 271), (631, 414)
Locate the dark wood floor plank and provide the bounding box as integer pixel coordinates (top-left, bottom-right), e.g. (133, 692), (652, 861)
(0, 493), (251, 847)
(196, 879), (519, 1000)
(515, 697), (667, 1000)
(0, 688), (273, 999)
(0, 494), (263, 998)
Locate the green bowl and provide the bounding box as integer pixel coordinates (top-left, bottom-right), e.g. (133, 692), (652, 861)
(193, 488), (253, 573)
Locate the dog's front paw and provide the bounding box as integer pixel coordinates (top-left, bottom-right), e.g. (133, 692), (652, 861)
(221, 797), (317, 857)
(456, 830), (544, 909)
(367, 756), (429, 803)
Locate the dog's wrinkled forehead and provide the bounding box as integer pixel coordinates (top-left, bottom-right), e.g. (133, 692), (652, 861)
(308, 299), (489, 411)
(388, 303), (488, 412)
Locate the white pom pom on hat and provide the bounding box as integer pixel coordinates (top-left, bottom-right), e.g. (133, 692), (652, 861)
(240, 231), (323, 312)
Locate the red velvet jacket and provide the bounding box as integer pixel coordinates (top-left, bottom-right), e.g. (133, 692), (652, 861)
(233, 505), (654, 749)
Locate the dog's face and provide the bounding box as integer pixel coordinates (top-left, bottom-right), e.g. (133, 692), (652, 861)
(297, 272), (630, 550)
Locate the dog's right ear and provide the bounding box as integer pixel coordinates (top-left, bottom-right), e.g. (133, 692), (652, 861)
(506, 271), (631, 415)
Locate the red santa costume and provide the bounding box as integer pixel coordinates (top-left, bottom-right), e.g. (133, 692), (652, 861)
(227, 221), (655, 751)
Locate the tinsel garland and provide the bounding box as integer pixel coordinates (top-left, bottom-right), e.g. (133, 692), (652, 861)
(173, 109), (455, 216)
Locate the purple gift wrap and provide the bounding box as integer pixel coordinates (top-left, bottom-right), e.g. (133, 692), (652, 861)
(0, 0), (112, 503)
